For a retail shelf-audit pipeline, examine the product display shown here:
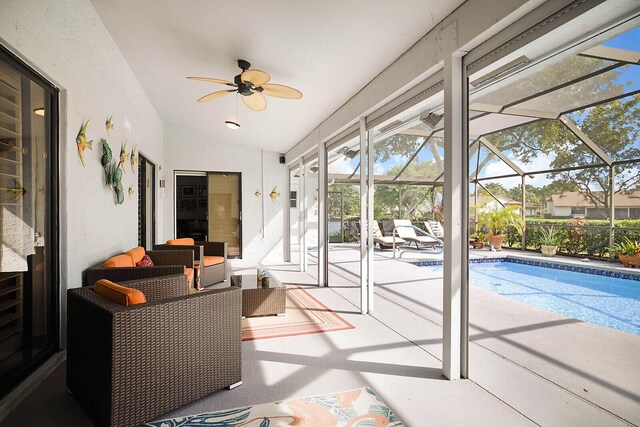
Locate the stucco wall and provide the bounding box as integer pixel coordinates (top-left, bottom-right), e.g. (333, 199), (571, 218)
(0, 0), (164, 341)
(162, 124), (288, 268)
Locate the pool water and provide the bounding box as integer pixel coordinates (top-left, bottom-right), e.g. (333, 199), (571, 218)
(426, 261), (640, 335)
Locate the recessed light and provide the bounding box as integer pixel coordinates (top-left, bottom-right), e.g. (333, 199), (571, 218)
(225, 120), (240, 130)
(33, 108), (45, 116)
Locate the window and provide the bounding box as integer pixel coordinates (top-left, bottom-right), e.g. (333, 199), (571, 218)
(290, 191), (297, 208)
(586, 207), (607, 219)
(630, 208), (640, 219)
(571, 207), (586, 215)
(0, 45), (59, 398)
(615, 208), (629, 220)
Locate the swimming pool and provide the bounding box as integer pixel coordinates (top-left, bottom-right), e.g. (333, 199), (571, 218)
(419, 259), (640, 335)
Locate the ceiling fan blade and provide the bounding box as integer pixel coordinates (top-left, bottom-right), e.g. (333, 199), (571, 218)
(260, 83), (303, 99)
(187, 77), (237, 87)
(241, 69), (270, 86)
(242, 92), (267, 111)
(197, 90), (234, 103)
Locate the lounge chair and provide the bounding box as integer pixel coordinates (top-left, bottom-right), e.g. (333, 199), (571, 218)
(424, 220), (444, 239)
(373, 221), (406, 250)
(154, 238), (227, 289)
(393, 219), (442, 249)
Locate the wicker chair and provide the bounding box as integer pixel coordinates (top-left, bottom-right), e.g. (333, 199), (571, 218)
(155, 240), (227, 289)
(67, 274), (242, 427)
(84, 249), (194, 287)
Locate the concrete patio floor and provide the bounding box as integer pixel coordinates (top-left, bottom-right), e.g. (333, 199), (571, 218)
(281, 243), (640, 425)
(2, 246), (637, 426)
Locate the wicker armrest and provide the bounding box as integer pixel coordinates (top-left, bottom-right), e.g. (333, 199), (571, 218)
(84, 265), (185, 287)
(147, 249), (194, 268)
(120, 274), (189, 302)
(196, 241), (227, 259)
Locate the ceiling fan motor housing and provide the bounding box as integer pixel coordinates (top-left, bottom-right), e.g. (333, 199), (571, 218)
(234, 74), (265, 96)
(235, 76), (253, 96)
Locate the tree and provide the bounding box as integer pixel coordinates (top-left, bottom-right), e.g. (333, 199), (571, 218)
(553, 95), (640, 210)
(485, 94), (640, 211)
(376, 161), (440, 218)
(374, 134), (445, 177)
(328, 185), (360, 218)
(481, 53), (640, 213)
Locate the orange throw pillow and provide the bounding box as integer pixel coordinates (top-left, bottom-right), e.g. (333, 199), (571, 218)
(103, 254), (135, 268)
(125, 246), (146, 265)
(94, 279), (146, 306)
(167, 238), (195, 246)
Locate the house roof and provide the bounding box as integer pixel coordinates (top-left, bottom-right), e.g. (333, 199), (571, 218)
(550, 191), (640, 208)
(471, 194), (519, 207)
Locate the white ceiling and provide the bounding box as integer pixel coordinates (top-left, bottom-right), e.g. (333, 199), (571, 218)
(90, 0), (464, 153)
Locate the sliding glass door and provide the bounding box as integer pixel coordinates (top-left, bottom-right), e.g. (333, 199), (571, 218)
(207, 172), (242, 258)
(0, 45), (59, 398)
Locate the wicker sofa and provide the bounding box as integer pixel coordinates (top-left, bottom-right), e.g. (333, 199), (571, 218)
(155, 238), (227, 289)
(84, 247), (195, 288)
(67, 274), (242, 427)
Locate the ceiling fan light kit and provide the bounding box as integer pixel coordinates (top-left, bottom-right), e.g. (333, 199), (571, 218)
(187, 59), (303, 115)
(225, 120), (240, 130)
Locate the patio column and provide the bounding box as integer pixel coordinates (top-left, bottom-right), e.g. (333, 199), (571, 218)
(522, 175), (526, 250)
(442, 21), (468, 380)
(367, 121), (375, 313)
(318, 142), (328, 286)
(298, 157), (306, 272)
(359, 117), (369, 314)
(609, 165), (615, 260)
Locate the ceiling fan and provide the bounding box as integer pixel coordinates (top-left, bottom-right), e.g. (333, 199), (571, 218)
(187, 59), (302, 112)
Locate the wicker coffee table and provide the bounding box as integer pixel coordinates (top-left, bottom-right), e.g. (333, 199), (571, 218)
(231, 274), (286, 317)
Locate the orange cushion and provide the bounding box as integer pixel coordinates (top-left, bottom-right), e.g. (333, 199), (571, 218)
(93, 279), (146, 305)
(125, 246), (146, 265)
(184, 268), (194, 286)
(202, 256), (224, 267)
(167, 238), (195, 246)
(103, 254), (134, 268)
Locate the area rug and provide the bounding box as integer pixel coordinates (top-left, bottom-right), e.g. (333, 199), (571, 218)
(241, 285), (354, 341)
(142, 386), (404, 426)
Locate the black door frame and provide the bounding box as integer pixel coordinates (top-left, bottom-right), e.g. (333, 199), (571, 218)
(138, 154), (156, 250)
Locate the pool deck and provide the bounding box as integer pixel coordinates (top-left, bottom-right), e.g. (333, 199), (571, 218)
(392, 244), (640, 276)
(279, 243), (640, 425)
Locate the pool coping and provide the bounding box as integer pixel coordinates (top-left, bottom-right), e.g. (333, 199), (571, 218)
(412, 255), (640, 282)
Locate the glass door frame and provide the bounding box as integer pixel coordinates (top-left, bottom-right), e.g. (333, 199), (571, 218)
(0, 43), (60, 399)
(207, 171), (242, 259)
(173, 170), (243, 259)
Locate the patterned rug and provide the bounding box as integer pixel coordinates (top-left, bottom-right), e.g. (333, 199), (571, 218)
(241, 285), (354, 341)
(143, 386), (404, 426)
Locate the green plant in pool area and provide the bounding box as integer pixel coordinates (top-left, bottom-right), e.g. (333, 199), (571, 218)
(609, 237), (640, 256)
(471, 231), (487, 242)
(476, 206), (524, 236)
(539, 226), (562, 247)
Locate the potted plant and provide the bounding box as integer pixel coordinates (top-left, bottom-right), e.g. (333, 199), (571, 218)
(539, 225), (561, 257)
(470, 231), (486, 249)
(476, 206), (523, 251)
(609, 238), (640, 267)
